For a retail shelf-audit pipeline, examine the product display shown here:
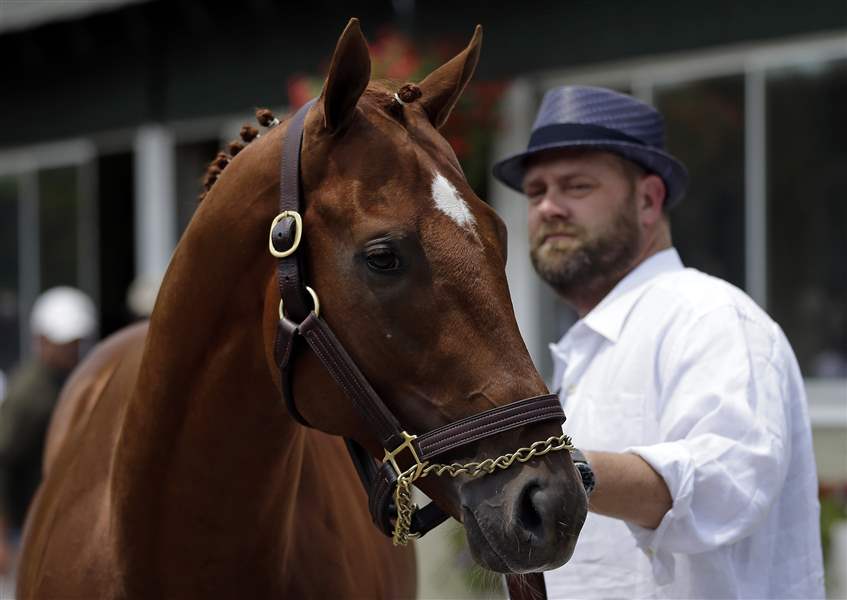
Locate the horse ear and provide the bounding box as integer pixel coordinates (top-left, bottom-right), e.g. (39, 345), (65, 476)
(320, 18), (371, 134)
(418, 25), (482, 129)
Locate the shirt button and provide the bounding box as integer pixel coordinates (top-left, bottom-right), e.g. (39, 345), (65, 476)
(567, 385), (577, 395)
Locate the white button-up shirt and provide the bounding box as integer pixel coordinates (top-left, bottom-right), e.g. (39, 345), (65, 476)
(544, 248), (824, 599)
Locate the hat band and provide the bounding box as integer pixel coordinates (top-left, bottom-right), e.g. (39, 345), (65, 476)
(529, 123), (646, 149)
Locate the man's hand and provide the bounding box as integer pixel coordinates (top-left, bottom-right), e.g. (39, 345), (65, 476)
(585, 451), (672, 529)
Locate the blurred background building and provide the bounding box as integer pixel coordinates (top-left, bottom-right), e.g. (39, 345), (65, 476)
(0, 0), (845, 597)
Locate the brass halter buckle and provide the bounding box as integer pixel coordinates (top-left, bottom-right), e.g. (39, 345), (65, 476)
(383, 431), (427, 481)
(268, 211), (303, 258)
(383, 431), (427, 546)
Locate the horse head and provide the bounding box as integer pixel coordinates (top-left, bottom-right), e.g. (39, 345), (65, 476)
(201, 19), (586, 574)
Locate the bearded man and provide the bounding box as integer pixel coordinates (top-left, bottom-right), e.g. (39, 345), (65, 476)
(493, 86), (824, 599)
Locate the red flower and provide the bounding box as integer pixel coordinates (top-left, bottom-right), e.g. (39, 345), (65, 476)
(287, 76), (316, 109)
(290, 25), (508, 193)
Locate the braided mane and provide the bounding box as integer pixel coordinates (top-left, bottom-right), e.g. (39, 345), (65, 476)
(196, 113), (267, 204)
(197, 82), (423, 204)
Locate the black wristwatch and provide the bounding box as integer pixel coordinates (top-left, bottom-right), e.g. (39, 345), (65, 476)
(570, 448), (595, 497)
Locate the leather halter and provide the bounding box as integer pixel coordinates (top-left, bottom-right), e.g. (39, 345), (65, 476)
(270, 100), (569, 544)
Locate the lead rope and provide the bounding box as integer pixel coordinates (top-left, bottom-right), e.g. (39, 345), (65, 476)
(391, 433), (574, 546)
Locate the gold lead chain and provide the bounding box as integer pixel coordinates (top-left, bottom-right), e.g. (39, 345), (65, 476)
(392, 433), (574, 546)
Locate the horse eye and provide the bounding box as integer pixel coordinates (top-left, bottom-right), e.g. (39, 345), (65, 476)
(365, 248), (401, 272)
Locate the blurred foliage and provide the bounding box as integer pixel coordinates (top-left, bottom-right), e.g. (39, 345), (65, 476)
(287, 26), (506, 198)
(820, 483), (847, 565)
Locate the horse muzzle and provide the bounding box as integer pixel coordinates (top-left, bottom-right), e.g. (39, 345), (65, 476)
(459, 457), (587, 573)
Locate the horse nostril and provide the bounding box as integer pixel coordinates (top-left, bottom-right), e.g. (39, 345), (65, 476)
(517, 482), (544, 535)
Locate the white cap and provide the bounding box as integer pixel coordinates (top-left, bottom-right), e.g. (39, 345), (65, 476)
(30, 287), (97, 344)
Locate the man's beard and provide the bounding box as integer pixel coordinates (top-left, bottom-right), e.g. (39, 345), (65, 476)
(530, 194), (641, 297)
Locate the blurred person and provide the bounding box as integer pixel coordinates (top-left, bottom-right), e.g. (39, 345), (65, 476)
(0, 287), (96, 574)
(492, 86), (824, 599)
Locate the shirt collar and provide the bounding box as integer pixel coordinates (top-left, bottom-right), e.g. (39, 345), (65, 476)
(579, 247), (684, 343)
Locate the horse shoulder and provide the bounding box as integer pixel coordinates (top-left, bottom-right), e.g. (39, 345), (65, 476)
(43, 321), (149, 474)
(18, 321), (148, 598)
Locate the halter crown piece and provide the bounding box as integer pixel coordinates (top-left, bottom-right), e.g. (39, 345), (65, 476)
(268, 98), (579, 546)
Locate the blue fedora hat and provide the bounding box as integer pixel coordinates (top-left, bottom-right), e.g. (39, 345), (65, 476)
(492, 86), (689, 209)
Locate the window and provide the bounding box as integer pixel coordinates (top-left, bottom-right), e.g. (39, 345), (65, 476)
(38, 167), (81, 290)
(656, 76), (746, 288)
(0, 176), (19, 373)
(0, 145), (96, 369)
(767, 59), (847, 377)
(97, 151), (135, 337)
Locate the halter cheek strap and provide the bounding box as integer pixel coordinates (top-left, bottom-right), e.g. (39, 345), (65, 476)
(272, 99), (315, 427)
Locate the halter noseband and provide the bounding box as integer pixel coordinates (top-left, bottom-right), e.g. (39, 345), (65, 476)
(270, 99), (575, 545)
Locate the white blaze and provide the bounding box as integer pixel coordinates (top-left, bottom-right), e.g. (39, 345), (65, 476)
(431, 171), (475, 229)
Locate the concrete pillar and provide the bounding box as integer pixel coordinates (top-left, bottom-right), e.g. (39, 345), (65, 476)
(489, 80), (549, 374)
(133, 125), (177, 285)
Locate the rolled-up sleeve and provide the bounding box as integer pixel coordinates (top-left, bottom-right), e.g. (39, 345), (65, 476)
(623, 305), (791, 580)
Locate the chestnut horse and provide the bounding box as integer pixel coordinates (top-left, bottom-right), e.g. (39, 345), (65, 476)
(17, 19), (586, 599)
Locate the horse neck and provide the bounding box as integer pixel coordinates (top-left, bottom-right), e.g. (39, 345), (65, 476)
(111, 184), (308, 576)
